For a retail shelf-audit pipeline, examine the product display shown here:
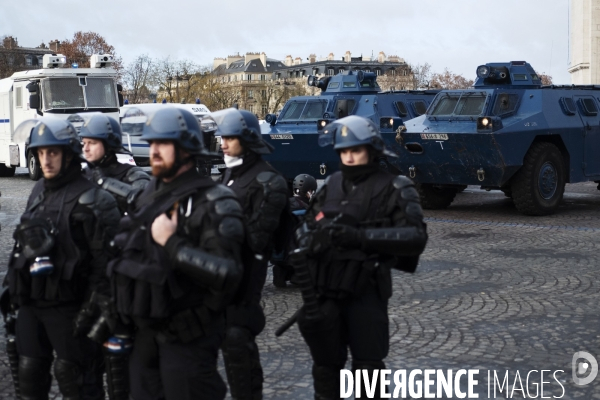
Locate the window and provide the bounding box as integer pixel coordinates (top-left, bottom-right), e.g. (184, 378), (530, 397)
(261, 90), (267, 99)
(327, 68), (335, 76)
(390, 86), (396, 91)
(492, 93), (520, 116)
(513, 74), (528, 81)
(338, 68), (345, 74)
(260, 75), (266, 81)
(248, 90), (254, 99)
(430, 92), (488, 117)
(394, 101), (408, 117)
(25, 56), (32, 66)
(279, 100), (328, 121)
(559, 97), (576, 115)
(343, 82), (356, 88)
(262, 105), (268, 115)
(389, 69), (396, 76)
(375, 69), (381, 76)
(248, 105), (254, 113)
(15, 87), (22, 108)
(247, 74), (252, 81)
(412, 101), (428, 116)
(579, 97), (599, 116)
(328, 82), (340, 89)
(334, 99), (356, 118)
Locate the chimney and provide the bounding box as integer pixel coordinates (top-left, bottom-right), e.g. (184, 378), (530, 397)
(213, 57), (226, 70)
(344, 51), (351, 62)
(260, 52), (267, 68)
(49, 39), (61, 52)
(327, 53), (334, 61)
(3, 36), (18, 49)
(378, 51), (386, 63)
(285, 55), (293, 67)
(308, 54), (317, 63)
(294, 57), (302, 65)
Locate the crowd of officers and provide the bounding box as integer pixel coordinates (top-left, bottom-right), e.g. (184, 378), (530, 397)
(0, 107), (428, 400)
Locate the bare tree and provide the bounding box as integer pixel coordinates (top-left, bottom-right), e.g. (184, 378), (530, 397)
(123, 54), (155, 104)
(409, 63), (432, 89)
(535, 71), (553, 85)
(429, 68), (474, 89)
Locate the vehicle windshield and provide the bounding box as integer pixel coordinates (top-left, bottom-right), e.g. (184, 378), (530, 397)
(278, 100), (328, 121)
(120, 116), (146, 136)
(42, 77), (118, 110)
(429, 92), (488, 117)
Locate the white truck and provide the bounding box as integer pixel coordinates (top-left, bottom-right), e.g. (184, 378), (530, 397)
(0, 53), (122, 179)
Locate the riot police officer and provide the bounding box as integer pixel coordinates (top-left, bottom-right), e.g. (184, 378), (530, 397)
(4, 118), (121, 399)
(76, 113), (149, 399)
(296, 116), (428, 399)
(107, 107), (244, 399)
(272, 173), (317, 288)
(78, 113), (150, 213)
(205, 108), (288, 399)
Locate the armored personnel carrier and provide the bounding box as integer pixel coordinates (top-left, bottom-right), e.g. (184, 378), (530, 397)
(391, 61), (600, 215)
(261, 70), (439, 180)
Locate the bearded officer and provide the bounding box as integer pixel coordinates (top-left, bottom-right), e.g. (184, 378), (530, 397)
(107, 107), (244, 399)
(77, 113), (150, 214)
(3, 117), (121, 400)
(296, 116), (428, 399)
(204, 108), (288, 399)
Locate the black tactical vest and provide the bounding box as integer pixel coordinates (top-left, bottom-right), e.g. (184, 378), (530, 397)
(312, 170), (396, 299)
(108, 173), (217, 320)
(8, 176), (96, 305)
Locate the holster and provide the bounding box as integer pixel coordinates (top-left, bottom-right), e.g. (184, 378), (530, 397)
(13, 218), (56, 261)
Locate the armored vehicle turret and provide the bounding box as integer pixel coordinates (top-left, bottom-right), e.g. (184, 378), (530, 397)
(260, 70), (439, 180)
(392, 61), (600, 215)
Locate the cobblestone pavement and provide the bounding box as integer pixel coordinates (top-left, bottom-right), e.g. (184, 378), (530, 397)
(1, 171), (600, 399)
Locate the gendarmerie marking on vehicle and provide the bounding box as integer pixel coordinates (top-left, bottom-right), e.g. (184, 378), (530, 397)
(270, 134), (294, 139)
(420, 133), (449, 140)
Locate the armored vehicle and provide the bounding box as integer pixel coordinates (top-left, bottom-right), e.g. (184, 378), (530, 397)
(391, 61), (600, 215)
(260, 71), (438, 180)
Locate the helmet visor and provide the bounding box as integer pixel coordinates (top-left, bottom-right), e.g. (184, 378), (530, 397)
(204, 109), (247, 137)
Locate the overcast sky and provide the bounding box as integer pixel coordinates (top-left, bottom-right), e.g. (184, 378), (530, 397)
(1, 0), (572, 83)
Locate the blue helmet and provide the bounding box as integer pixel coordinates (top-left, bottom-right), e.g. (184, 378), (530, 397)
(25, 117), (82, 154)
(318, 115), (396, 157)
(76, 114), (123, 150)
(140, 107), (208, 156)
(204, 108), (274, 154)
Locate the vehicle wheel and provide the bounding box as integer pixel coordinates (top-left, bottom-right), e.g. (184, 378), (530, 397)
(511, 142), (565, 215)
(416, 183), (457, 209)
(28, 152), (42, 181)
(0, 165), (16, 177)
(501, 186), (512, 198)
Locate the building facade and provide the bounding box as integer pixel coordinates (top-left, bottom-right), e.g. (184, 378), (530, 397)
(569, 0), (600, 84)
(211, 51), (414, 117)
(0, 36), (55, 79)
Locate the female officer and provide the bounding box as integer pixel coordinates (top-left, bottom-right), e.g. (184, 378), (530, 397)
(296, 115), (428, 400)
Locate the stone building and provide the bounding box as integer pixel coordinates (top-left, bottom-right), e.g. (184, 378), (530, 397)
(0, 36), (55, 79)
(211, 51), (414, 117)
(569, 0), (600, 84)
(271, 51), (414, 94)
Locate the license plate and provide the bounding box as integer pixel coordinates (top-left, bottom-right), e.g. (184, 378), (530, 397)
(420, 133), (449, 140)
(214, 164), (226, 169)
(270, 134), (293, 139)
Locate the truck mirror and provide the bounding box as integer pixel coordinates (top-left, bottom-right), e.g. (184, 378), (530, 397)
(29, 94), (40, 109)
(118, 92), (124, 107)
(26, 82), (39, 93)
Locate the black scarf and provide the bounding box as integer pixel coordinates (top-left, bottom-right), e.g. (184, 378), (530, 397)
(230, 151), (260, 178)
(339, 162), (379, 185)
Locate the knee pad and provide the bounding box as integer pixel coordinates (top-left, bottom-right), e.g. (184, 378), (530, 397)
(18, 356), (52, 399)
(54, 359), (82, 399)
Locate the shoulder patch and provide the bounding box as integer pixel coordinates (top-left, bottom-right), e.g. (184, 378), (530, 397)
(393, 175), (414, 189)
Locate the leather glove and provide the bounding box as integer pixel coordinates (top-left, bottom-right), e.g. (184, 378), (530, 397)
(73, 302), (98, 337)
(327, 224), (364, 249)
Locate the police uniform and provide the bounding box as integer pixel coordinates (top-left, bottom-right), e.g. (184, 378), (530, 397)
(206, 108), (288, 399)
(77, 113), (150, 400)
(78, 113), (150, 214)
(4, 118), (121, 400)
(297, 116), (428, 400)
(108, 107), (244, 400)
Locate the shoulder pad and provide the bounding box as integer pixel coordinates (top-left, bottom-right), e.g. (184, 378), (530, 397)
(125, 167), (151, 184)
(218, 216), (244, 243)
(393, 175), (415, 189)
(78, 188), (97, 205)
(256, 171), (287, 192)
(205, 184), (236, 201)
(214, 197), (243, 217)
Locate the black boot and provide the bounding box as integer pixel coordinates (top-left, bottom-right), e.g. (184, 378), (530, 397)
(222, 326), (257, 399)
(312, 364), (342, 400)
(352, 360), (386, 400)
